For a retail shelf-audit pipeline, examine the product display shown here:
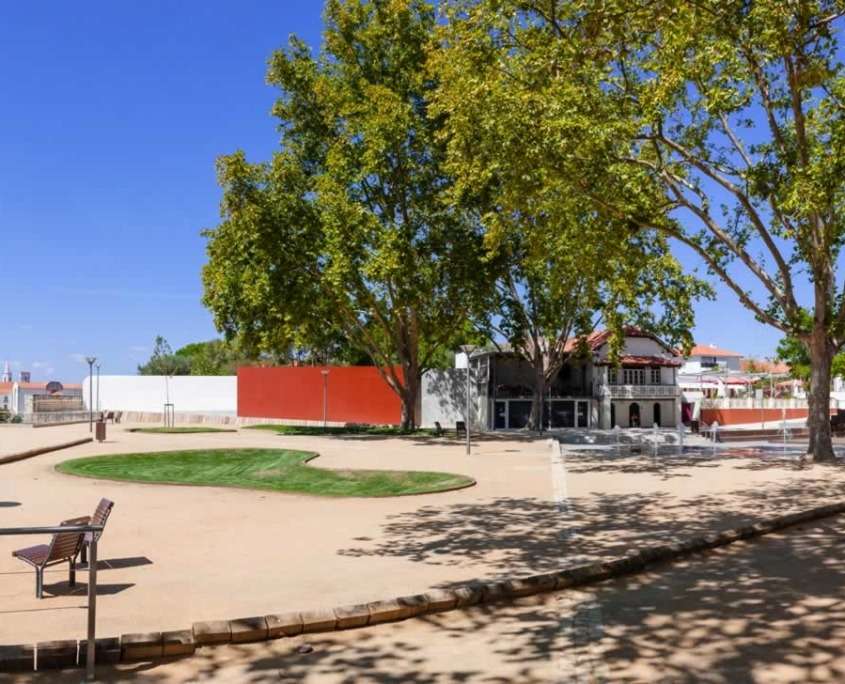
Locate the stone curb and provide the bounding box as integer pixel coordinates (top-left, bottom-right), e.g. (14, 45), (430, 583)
(0, 437), (93, 465)
(6, 498), (845, 673)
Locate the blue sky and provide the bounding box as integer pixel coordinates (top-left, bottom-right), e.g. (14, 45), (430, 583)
(1, 1), (783, 383)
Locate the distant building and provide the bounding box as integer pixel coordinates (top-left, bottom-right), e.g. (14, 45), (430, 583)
(680, 343), (743, 374)
(452, 327), (683, 430)
(6, 376), (83, 417)
(0, 382), (11, 413)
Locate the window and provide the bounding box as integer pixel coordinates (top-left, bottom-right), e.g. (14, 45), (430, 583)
(650, 367), (661, 384)
(701, 356), (718, 368)
(622, 368), (645, 385)
(608, 368), (617, 384)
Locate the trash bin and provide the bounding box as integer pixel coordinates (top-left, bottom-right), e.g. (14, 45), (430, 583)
(95, 420), (106, 443)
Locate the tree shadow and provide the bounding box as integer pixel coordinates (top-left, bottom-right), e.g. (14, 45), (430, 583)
(338, 471), (845, 576)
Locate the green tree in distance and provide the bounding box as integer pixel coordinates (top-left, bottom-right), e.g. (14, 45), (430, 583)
(137, 336), (191, 376)
(202, 0), (491, 429)
(436, 0), (845, 460)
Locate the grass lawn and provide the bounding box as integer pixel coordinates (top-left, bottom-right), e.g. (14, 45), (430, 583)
(245, 424), (441, 437)
(128, 427), (238, 434)
(56, 448), (475, 497)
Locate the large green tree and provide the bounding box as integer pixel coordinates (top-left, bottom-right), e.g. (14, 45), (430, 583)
(437, 0), (845, 460)
(202, 0), (490, 429)
(459, 180), (704, 431)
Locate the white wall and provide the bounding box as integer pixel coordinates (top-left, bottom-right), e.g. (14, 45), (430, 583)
(82, 375), (237, 415)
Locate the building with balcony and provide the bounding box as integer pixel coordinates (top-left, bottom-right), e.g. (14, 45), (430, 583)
(458, 328), (682, 430)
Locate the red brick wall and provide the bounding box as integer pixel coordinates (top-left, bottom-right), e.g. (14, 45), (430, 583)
(237, 366), (402, 425)
(700, 407), (833, 426)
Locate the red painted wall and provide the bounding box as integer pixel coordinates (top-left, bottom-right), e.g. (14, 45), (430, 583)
(238, 366), (402, 425)
(701, 407), (834, 426)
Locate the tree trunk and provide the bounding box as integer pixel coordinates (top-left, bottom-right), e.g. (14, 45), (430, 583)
(399, 374), (419, 432)
(806, 327), (835, 462)
(528, 359), (546, 432)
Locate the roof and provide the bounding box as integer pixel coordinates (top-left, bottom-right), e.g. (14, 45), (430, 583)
(0, 382), (11, 393)
(688, 343), (743, 358)
(17, 382), (82, 391)
(595, 355), (683, 367)
(741, 359), (790, 375)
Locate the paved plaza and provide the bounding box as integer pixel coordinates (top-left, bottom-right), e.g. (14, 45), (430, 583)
(15, 515), (845, 682)
(2, 424), (845, 680)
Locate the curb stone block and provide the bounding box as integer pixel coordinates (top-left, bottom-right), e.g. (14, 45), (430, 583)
(266, 612), (303, 638)
(36, 640), (77, 670)
(162, 630), (195, 656)
(421, 589), (457, 614)
(121, 633), (163, 661)
(480, 581), (508, 603)
(79, 637), (121, 666)
(192, 621), (231, 646)
(335, 605), (370, 630)
(396, 594), (430, 618)
(367, 599), (405, 625)
(0, 645), (34, 672)
(606, 553), (646, 575)
(735, 525), (757, 540)
(715, 529), (743, 544)
(230, 617), (269, 643)
(301, 609), (337, 633)
(453, 584), (484, 608)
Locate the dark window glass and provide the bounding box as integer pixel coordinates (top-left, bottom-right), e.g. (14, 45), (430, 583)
(508, 400), (532, 429)
(577, 402), (588, 427)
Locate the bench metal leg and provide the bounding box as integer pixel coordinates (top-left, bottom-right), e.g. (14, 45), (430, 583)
(69, 558), (76, 587)
(80, 543), (87, 566)
(36, 567), (43, 599)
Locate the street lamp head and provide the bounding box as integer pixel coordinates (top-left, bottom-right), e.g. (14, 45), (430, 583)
(85, 356), (97, 366)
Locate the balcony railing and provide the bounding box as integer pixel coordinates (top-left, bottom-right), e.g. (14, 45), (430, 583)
(603, 384), (680, 399)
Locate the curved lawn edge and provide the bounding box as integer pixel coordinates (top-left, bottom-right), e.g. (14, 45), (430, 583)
(55, 448), (476, 498)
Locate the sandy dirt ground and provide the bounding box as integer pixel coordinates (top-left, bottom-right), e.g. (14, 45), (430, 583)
(0, 423), (91, 459)
(2, 423), (845, 658)
(12, 515), (845, 683)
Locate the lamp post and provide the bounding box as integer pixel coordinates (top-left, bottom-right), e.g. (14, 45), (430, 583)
(460, 345), (475, 455)
(85, 357), (96, 432)
(321, 369), (330, 431)
(95, 363), (101, 413)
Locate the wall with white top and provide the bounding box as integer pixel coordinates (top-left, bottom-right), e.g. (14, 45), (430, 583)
(82, 375), (237, 415)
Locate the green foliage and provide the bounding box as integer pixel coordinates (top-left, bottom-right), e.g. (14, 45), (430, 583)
(202, 0), (493, 428)
(776, 336), (845, 385)
(0, 408), (9, 423)
(435, 0), (845, 455)
(57, 448), (474, 497)
(137, 336), (191, 376)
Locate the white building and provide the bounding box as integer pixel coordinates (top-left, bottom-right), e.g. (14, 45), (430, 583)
(680, 343), (743, 374)
(426, 328), (683, 430)
(9, 381), (83, 416)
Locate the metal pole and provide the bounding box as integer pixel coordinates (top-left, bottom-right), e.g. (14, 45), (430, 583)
(466, 360), (471, 455)
(321, 370), (329, 431)
(85, 357), (96, 432)
(86, 537), (98, 680)
(95, 364), (100, 413)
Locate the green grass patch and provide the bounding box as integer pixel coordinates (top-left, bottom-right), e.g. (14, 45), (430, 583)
(128, 427), (238, 434)
(245, 424), (440, 437)
(56, 448), (475, 497)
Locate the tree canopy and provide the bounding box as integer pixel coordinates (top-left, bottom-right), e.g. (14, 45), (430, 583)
(435, 0), (845, 457)
(203, 0), (492, 428)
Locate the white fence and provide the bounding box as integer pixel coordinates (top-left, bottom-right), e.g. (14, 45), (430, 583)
(81, 375), (237, 415)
